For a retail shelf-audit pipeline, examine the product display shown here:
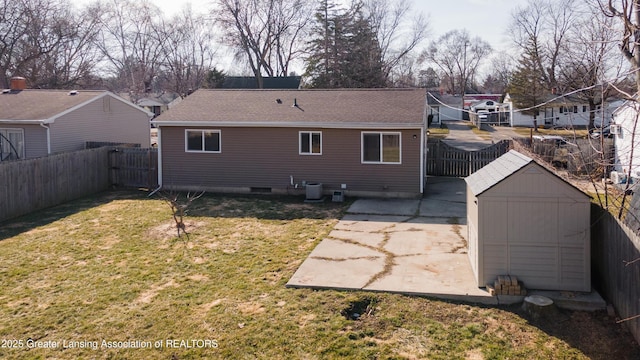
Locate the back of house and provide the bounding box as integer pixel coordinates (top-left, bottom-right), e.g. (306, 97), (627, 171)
(152, 88), (428, 198)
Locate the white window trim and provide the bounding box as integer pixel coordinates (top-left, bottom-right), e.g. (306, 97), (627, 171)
(184, 129), (221, 153)
(361, 131), (402, 165)
(0, 128), (25, 160)
(299, 131), (322, 155)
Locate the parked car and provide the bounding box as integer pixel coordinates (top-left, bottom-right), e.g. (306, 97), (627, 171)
(531, 135), (576, 147)
(477, 110), (489, 121)
(589, 126), (613, 139)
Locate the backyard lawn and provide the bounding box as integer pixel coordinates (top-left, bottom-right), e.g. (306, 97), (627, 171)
(0, 191), (638, 359)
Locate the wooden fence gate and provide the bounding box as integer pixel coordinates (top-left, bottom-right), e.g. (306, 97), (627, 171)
(427, 140), (511, 177)
(108, 147), (158, 189)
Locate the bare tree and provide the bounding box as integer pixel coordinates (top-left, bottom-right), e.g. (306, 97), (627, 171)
(159, 191), (205, 241)
(94, 0), (165, 100)
(596, 0), (640, 92)
(559, 5), (622, 129)
(156, 6), (217, 97)
(0, 0), (99, 89)
(421, 29), (492, 96)
(214, 0), (314, 87)
(509, 0), (577, 91)
(361, 0), (428, 85)
(481, 53), (516, 94)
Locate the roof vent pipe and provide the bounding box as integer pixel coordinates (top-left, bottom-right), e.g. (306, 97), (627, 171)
(292, 98), (298, 107)
(10, 77), (26, 91)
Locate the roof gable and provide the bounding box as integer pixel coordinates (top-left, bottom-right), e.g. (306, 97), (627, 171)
(152, 88), (426, 128)
(0, 90), (152, 122)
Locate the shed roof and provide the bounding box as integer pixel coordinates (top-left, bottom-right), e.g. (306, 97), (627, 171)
(466, 150), (533, 196)
(152, 88), (426, 128)
(466, 150), (590, 197)
(0, 89), (152, 123)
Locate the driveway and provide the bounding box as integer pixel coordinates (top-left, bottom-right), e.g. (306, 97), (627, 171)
(439, 120), (522, 150)
(287, 177), (500, 304)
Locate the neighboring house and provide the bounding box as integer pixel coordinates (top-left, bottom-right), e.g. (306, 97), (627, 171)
(504, 93), (614, 128)
(136, 93), (181, 117)
(0, 77), (153, 161)
(465, 150), (591, 292)
(151, 89), (428, 198)
(612, 99), (640, 179)
(427, 92), (464, 124)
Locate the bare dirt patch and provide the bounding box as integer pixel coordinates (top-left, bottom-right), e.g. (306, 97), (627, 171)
(147, 220), (207, 241)
(237, 301), (266, 315)
(135, 279), (180, 304)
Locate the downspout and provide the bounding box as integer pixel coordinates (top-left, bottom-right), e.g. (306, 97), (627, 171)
(421, 128), (425, 194)
(420, 100), (429, 195)
(39, 122), (51, 155)
(149, 126), (163, 197)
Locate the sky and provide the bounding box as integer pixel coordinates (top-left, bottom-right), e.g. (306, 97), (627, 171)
(126, 0), (530, 52)
(75, 0), (532, 74)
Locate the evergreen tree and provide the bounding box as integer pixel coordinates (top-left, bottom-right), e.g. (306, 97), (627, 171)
(507, 39), (547, 128)
(203, 67), (226, 89)
(305, 1), (386, 88)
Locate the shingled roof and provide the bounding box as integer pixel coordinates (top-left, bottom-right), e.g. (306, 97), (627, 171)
(0, 89), (150, 122)
(152, 88), (426, 128)
(465, 150), (589, 197)
(466, 150), (533, 196)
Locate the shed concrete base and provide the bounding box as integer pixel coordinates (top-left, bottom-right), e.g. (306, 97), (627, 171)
(287, 177), (606, 310)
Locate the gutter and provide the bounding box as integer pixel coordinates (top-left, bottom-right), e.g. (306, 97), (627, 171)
(150, 120), (424, 130)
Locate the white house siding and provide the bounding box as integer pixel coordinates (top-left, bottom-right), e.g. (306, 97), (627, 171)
(50, 95), (150, 153)
(469, 163), (591, 292)
(511, 106), (611, 128)
(613, 101), (640, 177)
(159, 126), (423, 198)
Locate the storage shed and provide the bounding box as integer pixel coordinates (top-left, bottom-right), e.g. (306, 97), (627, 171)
(465, 150), (591, 292)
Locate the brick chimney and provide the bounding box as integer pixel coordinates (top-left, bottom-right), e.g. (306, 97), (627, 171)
(10, 77), (26, 91)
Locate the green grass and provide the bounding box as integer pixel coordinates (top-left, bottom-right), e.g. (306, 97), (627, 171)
(512, 127), (590, 138)
(427, 125), (449, 140)
(0, 191), (637, 359)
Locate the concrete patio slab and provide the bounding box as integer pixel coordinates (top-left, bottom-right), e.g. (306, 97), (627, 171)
(347, 199), (420, 216)
(419, 199), (466, 219)
(287, 177), (606, 309)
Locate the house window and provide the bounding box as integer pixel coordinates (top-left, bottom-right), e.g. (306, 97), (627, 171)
(185, 129), (221, 153)
(361, 132), (401, 164)
(583, 105), (587, 112)
(559, 106), (566, 114)
(299, 131), (322, 155)
(573, 105), (578, 113)
(0, 128), (25, 161)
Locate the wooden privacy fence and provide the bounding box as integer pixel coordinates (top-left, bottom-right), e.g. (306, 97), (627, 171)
(108, 147), (158, 189)
(0, 147), (158, 223)
(591, 205), (640, 344)
(0, 147), (111, 223)
(427, 139), (511, 177)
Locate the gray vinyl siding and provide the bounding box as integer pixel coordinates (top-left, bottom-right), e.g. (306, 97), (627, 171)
(469, 162), (591, 291)
(50, 95), (150, 153)
(160, 126), (422, 196)
(14, 124), (48, 159)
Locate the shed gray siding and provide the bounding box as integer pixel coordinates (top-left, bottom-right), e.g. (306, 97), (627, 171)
(50, 95), (150, 153)
(467, 156), (591, 292)
(159, 126), (423, 197)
